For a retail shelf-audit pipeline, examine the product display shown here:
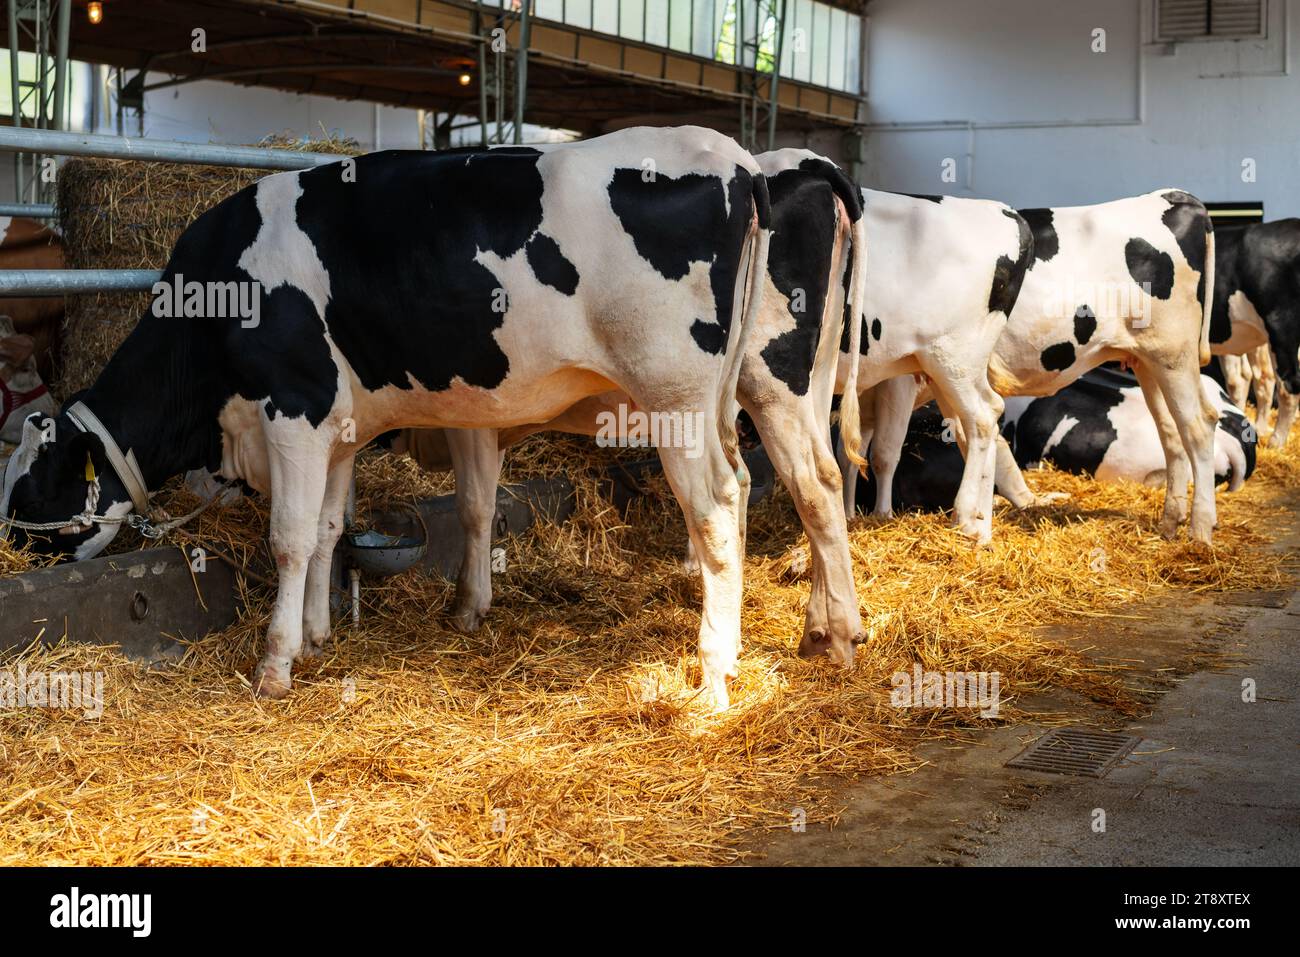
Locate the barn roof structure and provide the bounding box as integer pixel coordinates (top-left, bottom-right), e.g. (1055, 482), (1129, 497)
(5, 0), (867, 142)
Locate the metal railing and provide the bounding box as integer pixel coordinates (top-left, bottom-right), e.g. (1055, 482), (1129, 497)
(0, 127), (340, 296)
(0, 127), (343, 171)
(0, 268), (162, 294)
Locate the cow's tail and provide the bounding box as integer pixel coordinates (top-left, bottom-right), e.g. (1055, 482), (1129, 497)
(1200, 217), (1215, 368)
(718, 171), (770, 467)
(839, 207), (868, 468)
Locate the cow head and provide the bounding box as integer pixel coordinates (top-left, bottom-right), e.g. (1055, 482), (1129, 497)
(1, 412), (133, 561)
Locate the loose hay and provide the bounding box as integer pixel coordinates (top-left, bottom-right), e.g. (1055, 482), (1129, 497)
(19, 129), (1294, 864)
(1, 419), (1294, 865)
(53, 133), (360, 398)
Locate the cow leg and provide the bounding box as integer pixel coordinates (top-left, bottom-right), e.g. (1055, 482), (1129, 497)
(299, 453), (355, 661)
(655, 437), (744, 712)
(1270, 383), (1300, 449)
(1222, 354), (1250, 412)
(1136, 361), (1217, 543)
(1249, 344), (1276, 435)
(991, 435), (1071, 509)
(1131, 365), (1192, 536)
(747, 399), (863, 663)
(868, 376), (918, 518)
(926, 374), (1002, 544)
(683, 452), (749, 576)
(446, 428), (505, 632)
(253, 420), (335, 699)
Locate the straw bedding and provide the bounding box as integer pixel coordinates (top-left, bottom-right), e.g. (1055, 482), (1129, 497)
(0, 419), (1294, 865)
(12, 133), (1291, 863)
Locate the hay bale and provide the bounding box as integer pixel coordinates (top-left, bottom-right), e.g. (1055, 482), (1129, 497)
(53, 134), (360, 399)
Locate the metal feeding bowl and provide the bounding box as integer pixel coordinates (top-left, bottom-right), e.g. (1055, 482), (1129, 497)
(342, 508), (427, 577)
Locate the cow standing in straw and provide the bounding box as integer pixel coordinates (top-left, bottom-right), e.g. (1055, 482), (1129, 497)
(1, 128), (771, 709)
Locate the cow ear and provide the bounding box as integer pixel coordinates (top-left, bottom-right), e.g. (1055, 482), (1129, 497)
(20, 413), (49, 447)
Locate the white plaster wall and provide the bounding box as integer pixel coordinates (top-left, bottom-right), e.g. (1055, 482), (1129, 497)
(860, 0), (1299, 215)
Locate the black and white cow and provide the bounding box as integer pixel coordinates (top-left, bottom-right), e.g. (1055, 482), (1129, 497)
(1002, 368), (1255, 491)
(1210, 219), (1300, 448)
(405, 150), (1029, 665)
(852, 369), (1254, 515)
(851, 190), (1220, 544)
(835, 187), (1033, 543)
(0, 127), (772, 709)
(393, 148), (871, 668)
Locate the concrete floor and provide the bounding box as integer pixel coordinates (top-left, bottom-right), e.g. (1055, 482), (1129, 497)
(747, 509), (1300, 866)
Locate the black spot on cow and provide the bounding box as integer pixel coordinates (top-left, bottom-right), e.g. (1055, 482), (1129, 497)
(1006, 207), (1034, 266)
(1010, 370), (1124, 477)
(904, 193), (945, 204)
(1161, 190), (1210, 308)
(1125, 237), (1175, 300)
(988, 254), (1019, 316)
(691, 321), (727, 355)
(608, 166), (753, 355)
(760, 166), (843, 391)
(839, 309), (869, 356)
(295, 149), (549, 401)
(1073, 304), (1097, 344)
(853, 403), (966, 514)
(525, 232), (579, 295)
(1040, 341), (1076, 371)
(1018, 207), (1058, 267)
(988, 210), (1034, 316)
(871, 317), (882, 340)
(606, 168), (730, 280)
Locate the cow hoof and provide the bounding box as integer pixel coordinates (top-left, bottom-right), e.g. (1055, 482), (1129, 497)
(296, 639), (326, 662)
(252, 663), (293, 700)
(451, 605), (487, 633)
(1158, 518), (1180, 541)
(1033, 492), (1070, 506)
(798, 629), (831, 659)
(701, 672), (732, 713)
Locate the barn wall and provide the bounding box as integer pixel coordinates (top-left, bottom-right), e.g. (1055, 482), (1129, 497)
(861, 0), (1300, 216)
(137, 77), (423, 149)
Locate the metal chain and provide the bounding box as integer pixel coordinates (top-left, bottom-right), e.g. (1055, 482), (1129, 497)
(0, 480), (236, 539)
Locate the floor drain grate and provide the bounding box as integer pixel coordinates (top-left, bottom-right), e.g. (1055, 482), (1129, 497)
(1006, 728), (1141, 778)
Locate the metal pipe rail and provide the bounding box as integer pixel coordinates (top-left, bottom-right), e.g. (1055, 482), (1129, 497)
(0, 202), (56, 217)
(0, 269), (162, 296)
(0, 127), (343, 171)
(0, 128), (341, 295)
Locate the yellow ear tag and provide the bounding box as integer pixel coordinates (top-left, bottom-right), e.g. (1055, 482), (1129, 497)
(85, 453), (96, 483)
